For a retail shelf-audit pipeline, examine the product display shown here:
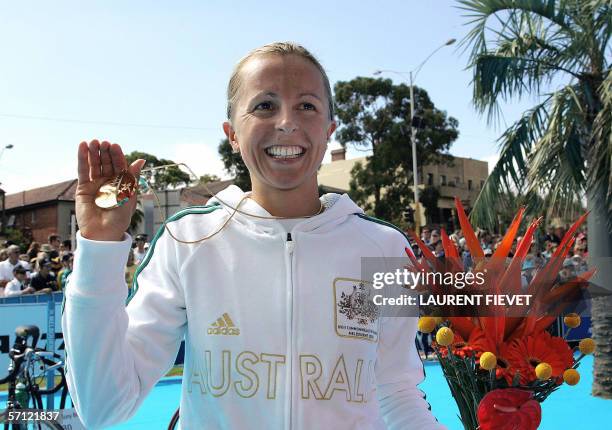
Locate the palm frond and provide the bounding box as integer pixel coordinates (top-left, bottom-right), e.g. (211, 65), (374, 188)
(523, 86), (587, 219)
(589, 70), (612, 224)
(469, 98), (551, 229)
(457, 0), (576, 59)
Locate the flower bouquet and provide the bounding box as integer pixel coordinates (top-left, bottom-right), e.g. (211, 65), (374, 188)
(407, 199), (595, 430)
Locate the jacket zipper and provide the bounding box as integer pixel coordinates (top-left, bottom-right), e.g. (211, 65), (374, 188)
(285, 232), (295, 430)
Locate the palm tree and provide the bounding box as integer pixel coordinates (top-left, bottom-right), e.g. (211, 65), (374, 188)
(459, 0), (611, 397)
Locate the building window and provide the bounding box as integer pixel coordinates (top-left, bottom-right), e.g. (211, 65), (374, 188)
(480, 180), (484, 189)
(468, 180), (473, 190)
(455, 177), (460, 185)
(440, 175), (447, 186)
(427, 173), (434, 186)
(31, 211), (36, 224)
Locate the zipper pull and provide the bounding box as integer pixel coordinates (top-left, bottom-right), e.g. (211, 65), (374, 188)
(285, 232), (295, 254)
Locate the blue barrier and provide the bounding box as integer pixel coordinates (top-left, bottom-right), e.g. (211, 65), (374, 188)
(1, 292), (185, 366)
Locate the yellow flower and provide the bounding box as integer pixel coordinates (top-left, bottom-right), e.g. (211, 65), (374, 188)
(579, 338), (595, 355)
(436, 327), (454, 346)
(417, 317), (437, 333)
(535, 362), (552, 380)
(563, 313), (581, 328)
(563, 369), (580, 385)
(479, 352), (497, 370)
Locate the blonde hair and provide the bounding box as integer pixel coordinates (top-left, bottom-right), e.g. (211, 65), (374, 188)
(226, 42), (334, 121)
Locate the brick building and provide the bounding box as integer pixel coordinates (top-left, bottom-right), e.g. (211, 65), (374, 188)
(318, 147), (489, 229)
(3, 179), (77, 244)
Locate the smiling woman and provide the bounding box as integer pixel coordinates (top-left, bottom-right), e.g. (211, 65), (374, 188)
(222, 46), (336, 218)
(61, 42), (447, 430)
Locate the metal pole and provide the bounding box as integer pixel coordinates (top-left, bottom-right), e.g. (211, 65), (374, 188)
(410, 72), (421, 236)
(46, 296), (56, 409)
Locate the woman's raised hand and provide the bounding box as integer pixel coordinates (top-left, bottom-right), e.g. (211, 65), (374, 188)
(76, 140), (146, 241)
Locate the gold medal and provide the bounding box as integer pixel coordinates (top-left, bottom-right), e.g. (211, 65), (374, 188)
(94, 170), (137, 209)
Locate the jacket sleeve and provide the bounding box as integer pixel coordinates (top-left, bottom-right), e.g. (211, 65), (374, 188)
(61, 230), (186, 429)
(375, 232), (447, 430)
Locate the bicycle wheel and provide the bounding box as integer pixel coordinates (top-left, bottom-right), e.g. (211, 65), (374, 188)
(0, 410), (64, 430)
(26, 353), (66, 395)
(167, 407), (180, 430)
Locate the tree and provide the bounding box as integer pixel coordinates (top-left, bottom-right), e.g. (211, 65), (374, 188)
(334, 77), (459, 224)
(459, 0), (611, 397)
(125, 151), (191, 191)
(199, 174), (221, 184)
(218, 138), (252, 191)
(124, 151), (191, 233)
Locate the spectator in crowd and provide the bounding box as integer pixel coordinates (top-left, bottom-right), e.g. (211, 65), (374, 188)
(0, 248), (7, 262)
(40, 244), (53, 256)
(57, 253), (74, 290)
(559, 258), (576, 282)
(48, 234), (61, 252)
(125, 249), (137, 291)
(553, 226), (566, 244)
(429, 229), (440, 247)
(18, 254), (32, 273)
(27, 241), (41, 261)
(4, 266), (35, 297)
(432, 239), (445, 259)
(30, 259), (56, 294)
(521, 259), (536, 289)
(572, 254), (588, 275)
(544, 226), (560, 245)
(50, 255), (63, 275)
(0, 245), (27, 288)
(461, 238), (473, 269)
(542, 240), (554, 260)
(60, 239), (72, 255)
(133, 234), (148, 265)
(420, 227), (431, 245)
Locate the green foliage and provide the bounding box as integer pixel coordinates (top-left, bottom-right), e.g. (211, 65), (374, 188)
(218, 138), (252, 191)
(125, 151), (191, 191)
(124, 151), (191, 233)
(459, 0), (612, 230)
(128, 206), (143, 234)
(1, 227), (28, 251)
(334, 77), (459, 224)
(199, 174), (221, 184)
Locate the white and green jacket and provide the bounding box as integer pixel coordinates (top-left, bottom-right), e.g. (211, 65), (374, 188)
(62, 185), (445, 430)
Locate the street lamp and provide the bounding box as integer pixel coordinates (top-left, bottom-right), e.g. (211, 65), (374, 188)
(0, 144), (14, 233)
(374, 38), (456, 236)
(0, 144), (14, 163)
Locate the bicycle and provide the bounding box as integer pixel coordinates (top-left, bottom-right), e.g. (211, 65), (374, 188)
(167, 407), (179, 430)
(0, 325), (70, 429)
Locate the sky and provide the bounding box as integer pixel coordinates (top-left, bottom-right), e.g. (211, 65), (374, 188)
(0, 0), (536, 194)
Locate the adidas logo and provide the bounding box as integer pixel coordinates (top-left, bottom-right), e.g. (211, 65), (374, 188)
(207, 312), (240, 336)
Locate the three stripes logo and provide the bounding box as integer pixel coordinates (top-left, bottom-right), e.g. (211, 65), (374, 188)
(208, 312), (240, 336)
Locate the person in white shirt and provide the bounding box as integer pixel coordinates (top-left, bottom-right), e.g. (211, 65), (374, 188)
(0, 245), (26, 288)
(62, 42), (446, 430)
(4, 266), (35, 297)
(132, 234), (148, 265)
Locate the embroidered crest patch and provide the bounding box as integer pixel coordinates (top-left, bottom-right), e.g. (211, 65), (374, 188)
(333, 278), (380, 342)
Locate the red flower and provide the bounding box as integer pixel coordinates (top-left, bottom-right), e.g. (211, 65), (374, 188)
(477, 388), (541, 430)
(503, 331), (573, 385)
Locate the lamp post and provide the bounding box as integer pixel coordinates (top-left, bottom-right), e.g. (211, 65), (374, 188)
(374, 38), (455, 236)
(0, 144), (13, 163)
(0, 144), (14, 234)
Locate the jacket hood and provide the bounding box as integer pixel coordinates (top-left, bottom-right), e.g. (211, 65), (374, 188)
(207, 185), (363, 235)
